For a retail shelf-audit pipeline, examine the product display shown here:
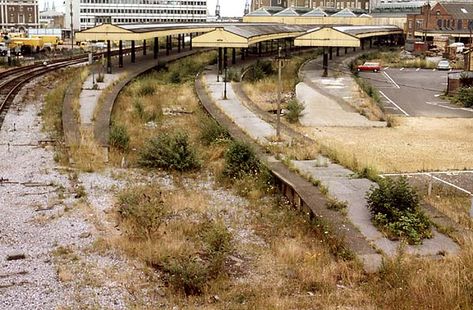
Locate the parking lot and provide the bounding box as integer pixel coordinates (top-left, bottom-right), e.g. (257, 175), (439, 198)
(359, 68), (473, 118)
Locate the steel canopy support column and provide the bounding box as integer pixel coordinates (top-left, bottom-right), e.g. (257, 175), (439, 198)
(223, 47), (228, 99)
(241, 48), (245, 60)
(218, 47), (223, 74)
(118, 40), (123, 68)
(232, 48), (236, 65)
(322, 47), (328, 77)
(361, 39), (365, 50)
(353, 47), (356, 52)
(336, 47), (340, 57)
(166, 36), (170, 55)
(131, 40), (136, 63)
(154, 37), (159, 60)
(370, 37), (373, 48)
(143, 39), (147, 56)
(329, 46), (333, 60)
(106, 40), (112, 74)
(345, 47), (348, 54)
(258, 42), (262, 56)
(189, 33), (193, 50)
(178, 34), (181, 53)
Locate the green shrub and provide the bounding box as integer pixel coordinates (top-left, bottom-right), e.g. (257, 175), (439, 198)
(161, 258), (209, 295)
(109, 123), (130, 151)
(137, 81), (155, 96)
(355, 77), (381, 104)
(223, 141), (261, 179)
(326, 198), (347, 211)
(199, 116), (230, 145)
(160, 221), (232, 295)
(169, 70), (182, 84)
(201, 221), (232, 275)
(133, 97), (145, 120)
(139, 131), (201, 171)
(226, 68), (241, 82)
(286, 99), (305, 123)
(455, 87), (473, 107)
(366, 177), (432, 244)
(246, 60), (274, 82)
(117, 186), (168, 238)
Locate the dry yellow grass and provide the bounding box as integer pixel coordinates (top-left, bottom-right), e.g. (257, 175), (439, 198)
(69, 128), (105, 172)
(425, 192), (473, 230)
(303, 117), (473, 173)
(101, 52), (473, 309)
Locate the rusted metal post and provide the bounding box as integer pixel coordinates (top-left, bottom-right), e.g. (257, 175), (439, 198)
(131, 40), (136, 63)
(154, 37), (158, 60)
(106, 40), (112, 74)
(118, 40), (123, 68)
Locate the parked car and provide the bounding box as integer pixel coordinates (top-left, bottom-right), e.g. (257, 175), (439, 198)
(357, 62), (381, 72)
(437, 60), (451, 70)
(0, 42), (8, 56)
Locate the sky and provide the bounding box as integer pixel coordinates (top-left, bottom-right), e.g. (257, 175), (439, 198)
(39, 0), (248, 17)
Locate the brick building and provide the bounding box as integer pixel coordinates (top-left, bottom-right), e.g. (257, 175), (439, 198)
(0, 0), (39, 31)
(406, 2), (473, 40)
(251, 0), (371, 12)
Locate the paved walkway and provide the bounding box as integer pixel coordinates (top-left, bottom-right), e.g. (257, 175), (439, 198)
(291, 160), (459, 257)
(79, 71), (122, 127)
(205, 72), (276, 144)
(298, 52), (386, 128)
(202, 66), (459, 260)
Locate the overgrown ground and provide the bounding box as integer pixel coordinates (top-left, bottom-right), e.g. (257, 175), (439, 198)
(352, 48), (464, 69)
(242, 50), (321, 112)
(101, 53), (473, 309)
(301, 117), (473, 174)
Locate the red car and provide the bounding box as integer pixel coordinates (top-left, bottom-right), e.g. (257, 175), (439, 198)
(357, 62), (381, 72)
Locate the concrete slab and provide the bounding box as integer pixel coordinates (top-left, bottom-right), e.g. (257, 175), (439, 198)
(79, 73), (122, 126)
(292, 159), (460, 257)
(205, 72), (276, 144)
(297, 82), (384, 128)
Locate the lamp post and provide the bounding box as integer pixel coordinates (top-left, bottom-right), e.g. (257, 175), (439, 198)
(69, 0), (73, 58)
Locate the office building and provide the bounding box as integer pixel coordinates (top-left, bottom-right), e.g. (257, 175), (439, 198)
(65, 0), (208, 31)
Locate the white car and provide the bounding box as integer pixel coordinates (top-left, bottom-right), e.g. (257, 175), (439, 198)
(93, 42), (106, 49)
(0, 42), (7, 56)
(437, 60), (451, 71)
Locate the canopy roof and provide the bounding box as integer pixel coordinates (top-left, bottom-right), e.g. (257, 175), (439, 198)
(76, 22), (402, 49)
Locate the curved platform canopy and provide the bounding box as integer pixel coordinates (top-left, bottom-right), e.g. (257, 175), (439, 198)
(76, 23), (222, 42)
(294, 25), (403, 47)
(191, 24), (312, 48)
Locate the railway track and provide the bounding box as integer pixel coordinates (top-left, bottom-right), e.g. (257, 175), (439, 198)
(0, 58), (86, 129)
(0, 46), (142, 129)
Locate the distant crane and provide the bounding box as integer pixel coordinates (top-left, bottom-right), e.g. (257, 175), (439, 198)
(244, 0), (250, 15)
(215, 0), (221, 20)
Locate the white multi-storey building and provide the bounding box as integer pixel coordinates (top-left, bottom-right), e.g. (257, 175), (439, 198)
(65, 0), (208, 31)
(0, 0), (39, 31)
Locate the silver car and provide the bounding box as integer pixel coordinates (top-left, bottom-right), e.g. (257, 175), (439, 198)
(437, 60), (451, 70)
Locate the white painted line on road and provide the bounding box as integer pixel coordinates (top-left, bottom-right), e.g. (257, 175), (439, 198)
(434, 94), (442, 97)
(400, 67), (404, 71)
(416, 68), (420, 71)
(433, 68), (437, 71)
(382, 71), (400, 89)
(383, 170), (473, 176)
(379, 91), (410, 116)
(384, 66), (390, 70)
(381, 172), (473, 196)
(430, 175), (473, 196)
(426, 101), (473, 112)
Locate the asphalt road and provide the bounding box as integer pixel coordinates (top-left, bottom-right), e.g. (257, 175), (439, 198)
(359, 68), (473, 117)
